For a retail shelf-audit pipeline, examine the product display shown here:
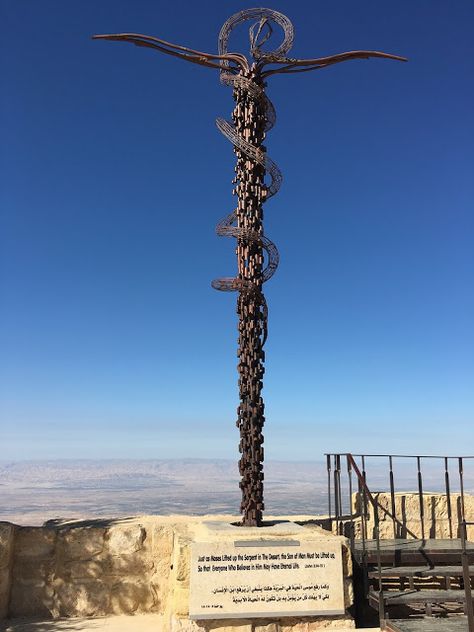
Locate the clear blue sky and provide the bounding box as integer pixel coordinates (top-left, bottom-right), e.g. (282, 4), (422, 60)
(1, 1), (473, 461)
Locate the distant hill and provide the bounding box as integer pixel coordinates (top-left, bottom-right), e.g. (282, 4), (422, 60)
(0, 459), (327, 526)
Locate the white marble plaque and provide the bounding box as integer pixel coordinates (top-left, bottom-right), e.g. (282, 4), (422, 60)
(189, 538), (344, 619)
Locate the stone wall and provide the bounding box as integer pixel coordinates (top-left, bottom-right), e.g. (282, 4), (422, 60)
(3, 498), (472, 629)
(8, 518), (173, 621)
(354, 492), (474, 540)
(0, 524), (14, 619)
(0, 516), (354, 632)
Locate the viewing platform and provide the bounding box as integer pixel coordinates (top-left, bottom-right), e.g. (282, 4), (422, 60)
(326, 453), (474, 632)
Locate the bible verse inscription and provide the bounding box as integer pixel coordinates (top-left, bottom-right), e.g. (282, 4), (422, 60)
(189, 539), (344, 619)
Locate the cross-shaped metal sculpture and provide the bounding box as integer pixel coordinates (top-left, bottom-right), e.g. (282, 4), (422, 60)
(94, 8), (406, 527)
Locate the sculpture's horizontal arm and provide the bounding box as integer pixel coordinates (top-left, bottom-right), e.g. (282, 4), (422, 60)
(92, 32), (249, 72)
(262, 49), (407, 77)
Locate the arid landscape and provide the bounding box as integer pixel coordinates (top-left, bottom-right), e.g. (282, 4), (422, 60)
(2, 458), (471, 527)
(0, 459), (329, 525)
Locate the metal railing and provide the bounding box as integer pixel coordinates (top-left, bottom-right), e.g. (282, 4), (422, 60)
(326, 453), (474, 627)
(326, 453), (474, 541)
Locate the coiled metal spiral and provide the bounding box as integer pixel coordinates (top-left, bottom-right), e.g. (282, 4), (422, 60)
(211, 9), (292, 346)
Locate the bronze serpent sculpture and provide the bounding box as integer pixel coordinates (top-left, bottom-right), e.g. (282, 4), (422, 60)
(93, 8), (406, 527)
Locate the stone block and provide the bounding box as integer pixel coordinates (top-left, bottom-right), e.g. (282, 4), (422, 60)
(172, 584), (190, 617)
(0, 523), (15, 619)
(306, 618), (354, 629)
(170, 616), (206, 632)
(58, 527), (105, 561)
(253, 623), (280, 632)
(12, 558), (54, 582)
(14, 527), (55, 559)
(107, 525), (146, 555)
(59, 559), (106, 581)
(149, 569), (170, 613)
(151, 525), (174, 572)
(0, 572), (11, 619)
(53, 577), (111, 617)
(279, 623), (309, 632)
(0, 523), (14, 570)
(110, 578), (155, 614)
(343, 578), (354, 608)
(279, 616), (354, 631)
(175, 541), (190, 583)
(341, 544), (352, 578)
(205, 621), (253, 632)
(106, 552), (154, 576)
(9, 578), (55, 618)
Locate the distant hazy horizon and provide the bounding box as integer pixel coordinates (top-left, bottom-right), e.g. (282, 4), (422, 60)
(2, 457), (472, 527)
(0, 458), (327, 526)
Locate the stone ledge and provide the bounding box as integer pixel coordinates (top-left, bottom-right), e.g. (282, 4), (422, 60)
(0, 516), (352, 631)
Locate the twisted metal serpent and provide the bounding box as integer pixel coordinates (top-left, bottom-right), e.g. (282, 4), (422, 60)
(93, 9), (406, 527)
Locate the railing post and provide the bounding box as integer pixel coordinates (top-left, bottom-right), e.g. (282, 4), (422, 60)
(326, 454), (332, 521)
(362, 456), (368, 540)
(347, 455), (355, 550)
(389, 455), (396, 539)
(461, 520), (474, 631)
(459, 457), (466, 531)
(374, 498), (385, 625)
(417, 456), (425, 540)
(444, 456), (453, 539)
(356, 470), (368, 596)
(334, 454), (342, 535)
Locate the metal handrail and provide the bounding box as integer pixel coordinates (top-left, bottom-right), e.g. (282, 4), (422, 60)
(345, 454), (386, 622)
(338, 453), (474, 459)
(346, 454), (417, 537)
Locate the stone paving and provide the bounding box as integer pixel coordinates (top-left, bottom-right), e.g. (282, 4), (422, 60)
(2, 615), (161, 631)
(0, 617), (380, 632)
